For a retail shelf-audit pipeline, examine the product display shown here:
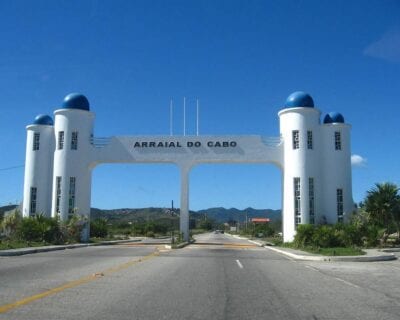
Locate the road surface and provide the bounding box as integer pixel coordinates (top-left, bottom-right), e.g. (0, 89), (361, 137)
(1, 233), (400, 319)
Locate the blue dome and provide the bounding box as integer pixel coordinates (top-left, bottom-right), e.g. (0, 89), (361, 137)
(62, 93), (90, 111)
(33, 114), (54, 126)
(323, 112), (345, 124)
(285, 91), (314, 108)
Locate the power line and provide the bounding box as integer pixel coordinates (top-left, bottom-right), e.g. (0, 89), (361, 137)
(0, 165), (25, 171)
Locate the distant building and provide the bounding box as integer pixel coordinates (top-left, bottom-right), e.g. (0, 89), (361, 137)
(251, 218), (271, 224)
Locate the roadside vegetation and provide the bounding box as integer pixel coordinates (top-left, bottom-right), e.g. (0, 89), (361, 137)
(0, 210), (216, 249)
(228, 220), (283, 245)
(286, 182), (400, 255)
(1, 182), (399, 252)
(0, 212), (87, 249)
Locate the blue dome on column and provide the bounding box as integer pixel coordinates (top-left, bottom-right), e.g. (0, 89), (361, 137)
(62, 93), (90, 111)
(285, 91), (314, 108)
(323, 112), (345, 124)
(33, 114), (54, 125)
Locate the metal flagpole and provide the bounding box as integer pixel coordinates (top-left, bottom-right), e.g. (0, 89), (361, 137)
(183, 97), (186, 136)
(196, 99), (199, 136)
(170, 99), (173, 136)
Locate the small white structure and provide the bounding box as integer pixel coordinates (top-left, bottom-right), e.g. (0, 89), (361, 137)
(22, 92), (354, 242)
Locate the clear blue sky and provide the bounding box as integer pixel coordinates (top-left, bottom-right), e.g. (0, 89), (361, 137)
(0, 0), (399, 211)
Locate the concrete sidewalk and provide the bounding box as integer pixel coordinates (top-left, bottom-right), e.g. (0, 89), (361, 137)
(227, 233), (397, 262)
(0, 238), (142, 257)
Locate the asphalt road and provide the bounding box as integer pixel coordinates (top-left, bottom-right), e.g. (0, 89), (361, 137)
(1, 233), (400, 320)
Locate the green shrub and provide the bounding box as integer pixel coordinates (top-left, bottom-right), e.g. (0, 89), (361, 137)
(1, 210), (22, 238)
(64, 214), (87, 242)
(17, 215), (62, 243)
(18, 217), (43, 242)
(90, 218), (109, 238)
(293, 224), (315, 247)
(312, 225), (341, 248)
(146, 231), (155, 238)
(335, 224), (363, 247)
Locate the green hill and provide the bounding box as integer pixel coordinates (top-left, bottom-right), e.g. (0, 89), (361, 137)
(90, 207), (281, 223)
(0, 205), (281, 223)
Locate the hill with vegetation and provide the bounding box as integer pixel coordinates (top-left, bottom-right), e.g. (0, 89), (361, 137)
(196, 207), (281, 223)
(90, 207), (281, 223)
(1, 205), (281, 226)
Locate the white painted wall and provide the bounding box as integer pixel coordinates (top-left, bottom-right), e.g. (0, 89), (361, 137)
(22, 124), (54, 217)
(51, 109), (94, 223)
(278, 107), (321, 242)
(321, 123), (354, 223)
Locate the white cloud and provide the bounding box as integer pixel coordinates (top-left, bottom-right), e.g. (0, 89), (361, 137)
(351, 154), (367, 167)
(364, 27), (400, 63)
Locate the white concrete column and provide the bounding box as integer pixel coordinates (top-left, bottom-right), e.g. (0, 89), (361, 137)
(179, 164), (192, 242)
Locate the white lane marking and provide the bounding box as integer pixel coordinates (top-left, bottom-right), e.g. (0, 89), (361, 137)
(236, 259), (244, 269)
(305, 265), (319, 272)
(334, 277), (360, 289)
(305, 265), (360, 289)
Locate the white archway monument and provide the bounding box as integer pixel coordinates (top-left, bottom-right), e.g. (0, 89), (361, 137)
(23, 92), (354, 243)
(91, 135), (282, 241)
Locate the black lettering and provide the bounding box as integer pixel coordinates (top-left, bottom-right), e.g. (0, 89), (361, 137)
(230, 141), (237, 147)
(207, 141), (213, 147)
(134, 142), (141, 148)
(187, 142), (193, 147)
(141, 142), (148, 147)
(149, 142), (156, 147)
(194, 141), (201, 147)
(157, 142), (164, 147)
(177, 142), (182, 147)
(168, 142), (175, 147)
(215, 141), (221, 147)
(222, 141), (229, 147)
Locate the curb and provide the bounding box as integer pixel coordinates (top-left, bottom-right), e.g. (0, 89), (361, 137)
(264, 246), (397, 262)
(0, 239), (141, 257)
(165, 239), (195, 249)
(247, 239), (264, 247)
(380, 248), (400, 253)
(226, 233), (397, 262)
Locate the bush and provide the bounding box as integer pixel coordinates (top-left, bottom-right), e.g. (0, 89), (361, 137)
(293, 224), (315, 247)
(90, 218), (109, 238)
(64, 214), (88, 242)
(146, 231), (155, 238)
(16, 215), (62, 243)
(335, 224), (363, 247)
(1, 210), (22, 238)
(18, 217), (43, 242)
(313, 225), (341, 248)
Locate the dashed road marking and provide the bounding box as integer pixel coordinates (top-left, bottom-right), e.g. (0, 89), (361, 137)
(305, 265), (360, 289)
(236, 259), (244, 269)
(333, 277), (360, 289)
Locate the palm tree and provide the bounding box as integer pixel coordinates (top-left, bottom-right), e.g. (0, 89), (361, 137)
(365, 182), (400, 240)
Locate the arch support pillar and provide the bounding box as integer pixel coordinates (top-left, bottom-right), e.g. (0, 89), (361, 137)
(179, 164), (192, 242)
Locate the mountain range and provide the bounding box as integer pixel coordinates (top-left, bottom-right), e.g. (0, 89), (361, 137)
(0, 205), (281, 223)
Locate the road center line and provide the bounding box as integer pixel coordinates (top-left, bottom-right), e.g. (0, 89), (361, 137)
(236, 259), (244, 269)
(0, 250), (159, 314)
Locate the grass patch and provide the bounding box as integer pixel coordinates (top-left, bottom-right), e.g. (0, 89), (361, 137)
(89, 236), (126, 243)
(301, 246), (365, 256)
(0, 240), (49, 250)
